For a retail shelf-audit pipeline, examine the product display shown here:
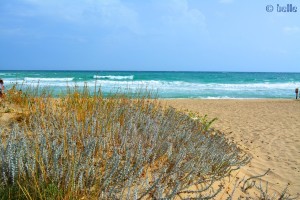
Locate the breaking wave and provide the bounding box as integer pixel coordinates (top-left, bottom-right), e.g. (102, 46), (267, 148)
(24, 77), (74, 82)
(93, 75), (134, 80)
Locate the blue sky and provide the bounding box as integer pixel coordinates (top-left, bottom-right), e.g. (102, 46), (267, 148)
(0, 0), (299, 71)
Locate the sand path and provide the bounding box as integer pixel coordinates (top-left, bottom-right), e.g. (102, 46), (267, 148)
(163, 99), (300, 197)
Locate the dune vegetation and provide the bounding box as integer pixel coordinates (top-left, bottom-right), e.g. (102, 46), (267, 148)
(0, 85), (296, 199)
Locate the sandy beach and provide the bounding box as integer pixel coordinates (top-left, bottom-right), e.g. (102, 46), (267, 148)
(1, 98), (299, 198)
(162, 99), (300, 196)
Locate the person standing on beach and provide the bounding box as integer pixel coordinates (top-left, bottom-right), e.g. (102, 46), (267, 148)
(296, 88), (299, 99)
(0, 79), (4, 98)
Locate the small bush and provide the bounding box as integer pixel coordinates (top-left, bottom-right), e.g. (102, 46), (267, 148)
(1, 85), (252, 199)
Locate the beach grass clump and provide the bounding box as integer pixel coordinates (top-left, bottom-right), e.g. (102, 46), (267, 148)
(0, 86), (251, 199)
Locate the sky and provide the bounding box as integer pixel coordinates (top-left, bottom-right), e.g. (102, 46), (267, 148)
(0, 0), (299, 72)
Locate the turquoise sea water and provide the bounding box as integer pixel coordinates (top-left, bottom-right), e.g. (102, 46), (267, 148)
(0, 71), (300, 98)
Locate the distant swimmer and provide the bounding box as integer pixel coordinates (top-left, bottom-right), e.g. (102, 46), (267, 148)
(295, 88), (299, 99)
(0, 79), (4, 98)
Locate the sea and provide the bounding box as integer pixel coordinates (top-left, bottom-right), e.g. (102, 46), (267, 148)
(0, 70), (300, 99)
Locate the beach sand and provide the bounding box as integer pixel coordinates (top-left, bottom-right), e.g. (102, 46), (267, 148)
(1, 98), (299, 198)
(162, 99), (300, 197)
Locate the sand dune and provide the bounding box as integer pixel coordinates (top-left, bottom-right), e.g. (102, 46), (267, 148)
(163, 99), (300, 197)
(1, 98), (299, 198)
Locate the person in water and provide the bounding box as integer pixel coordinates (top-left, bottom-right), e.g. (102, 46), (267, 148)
(0, 79), (4, 98)
(296, 88), (299, 100)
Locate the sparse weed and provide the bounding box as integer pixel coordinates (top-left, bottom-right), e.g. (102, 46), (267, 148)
(189, 112), (218, 132)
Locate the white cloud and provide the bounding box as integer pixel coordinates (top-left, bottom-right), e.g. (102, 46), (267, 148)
(283, 26), (300, 34)
(160, 0), (207, 34)
(219, 0), (234, 4)
(5, 0), (208, 40)
(0, 27), (22, 36)
(20, 0), (140, 33)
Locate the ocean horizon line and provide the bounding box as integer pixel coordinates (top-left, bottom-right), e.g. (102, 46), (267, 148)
(1, 69), (300, 73)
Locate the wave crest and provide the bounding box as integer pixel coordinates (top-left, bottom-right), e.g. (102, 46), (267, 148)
(24, 77), (74, 82)
(93, 75), (134, 80)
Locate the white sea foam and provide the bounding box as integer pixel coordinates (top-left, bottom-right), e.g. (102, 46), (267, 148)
(2, 78), (23, 83)
(93, 75), (134, 80)
(200, 96), (262, 99)
(24, 77), (74, 82)
(8, 79), (300, 90)
(5, 79), (300, 99)
(0, 73), (16, 76)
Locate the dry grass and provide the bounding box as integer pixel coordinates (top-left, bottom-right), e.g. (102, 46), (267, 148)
(0, 85), (296, 199)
